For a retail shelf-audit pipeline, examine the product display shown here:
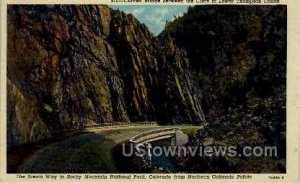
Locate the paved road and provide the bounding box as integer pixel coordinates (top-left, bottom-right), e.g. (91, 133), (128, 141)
(18, 133), (106, 173)
(18, 126), (160, 173)
(17, 125), (198, 173)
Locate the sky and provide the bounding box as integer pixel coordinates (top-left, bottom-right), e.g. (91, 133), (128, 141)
(109, 5), (189, 35)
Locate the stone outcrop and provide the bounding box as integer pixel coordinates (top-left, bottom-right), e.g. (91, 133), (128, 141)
(7, 5), (205, 147)
(160, 6), (286, 173)
(7, 79), (50, 148)
(160, 6), (286, 117)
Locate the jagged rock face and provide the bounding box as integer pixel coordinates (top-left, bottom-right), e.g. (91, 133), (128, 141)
(160, 6), (286, 117)
(108, 11), (160, 121)
(108, 11), (205, 123)
(7, 5), (205, 146)
(160, 5), (287, 163)
(7, 79), (50, 149)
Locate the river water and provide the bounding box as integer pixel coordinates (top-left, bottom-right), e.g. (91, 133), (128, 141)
(149, 138), (182, 173)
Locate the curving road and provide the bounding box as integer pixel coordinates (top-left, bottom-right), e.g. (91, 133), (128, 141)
(16, 125), (198, 173)
(17, 126), (160, 173)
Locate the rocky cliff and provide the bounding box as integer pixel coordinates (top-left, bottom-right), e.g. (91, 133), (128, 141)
(160, 6), (286, 171)
(7, 5), (205, 147)
(160, 6), (286, 118)
(7, 5), (286, 151)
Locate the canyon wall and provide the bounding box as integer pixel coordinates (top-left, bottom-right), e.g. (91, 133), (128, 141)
(7, 5), (205, 147)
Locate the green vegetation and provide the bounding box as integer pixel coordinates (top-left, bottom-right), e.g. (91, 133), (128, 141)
(160, 6), (286, 117)
(181, 127), (198, 139)
(159, 5), (286, 173)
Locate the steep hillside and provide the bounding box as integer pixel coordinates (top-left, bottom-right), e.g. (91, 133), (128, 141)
(160, 6), (286, 117)
(7, 5), (205, 147)
(160, 5), (286, 172)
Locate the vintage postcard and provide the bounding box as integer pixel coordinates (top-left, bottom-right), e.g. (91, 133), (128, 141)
(0, 0), (299, 182)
